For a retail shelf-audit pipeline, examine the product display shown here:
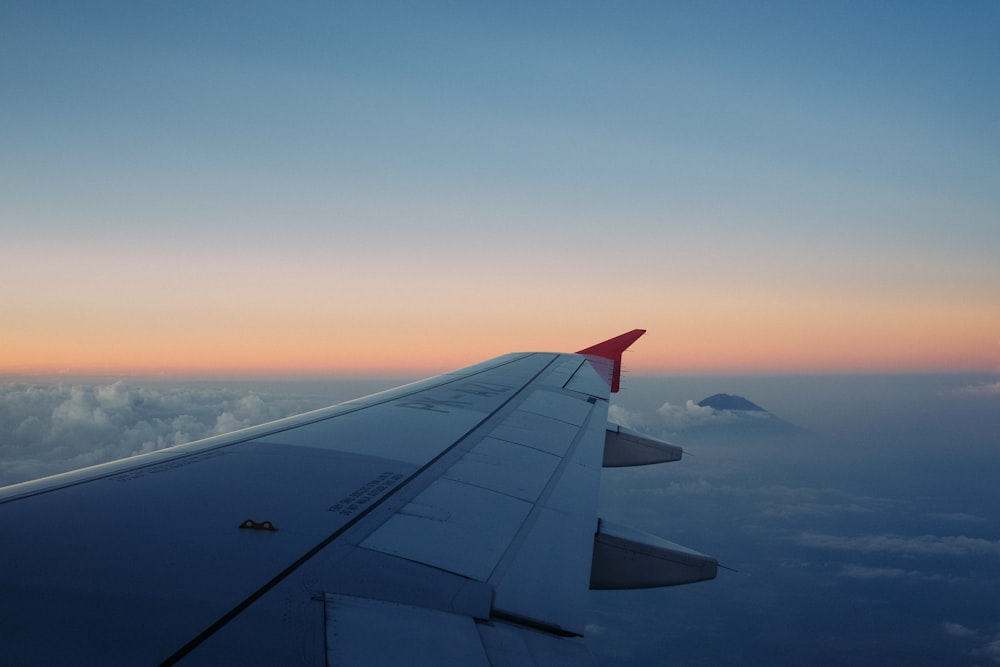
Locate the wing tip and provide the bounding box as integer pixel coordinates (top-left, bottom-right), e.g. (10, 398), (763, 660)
(576, 329), (646, 393)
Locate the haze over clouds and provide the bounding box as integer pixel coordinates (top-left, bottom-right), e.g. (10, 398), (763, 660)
(1, 371), (998, 664)
(594, 373), (1000, 665)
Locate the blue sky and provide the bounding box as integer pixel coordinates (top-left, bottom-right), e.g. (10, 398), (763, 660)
(2, 2), (999, 373)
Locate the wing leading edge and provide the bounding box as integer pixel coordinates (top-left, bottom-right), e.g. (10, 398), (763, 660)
(0, 330), (716, 665)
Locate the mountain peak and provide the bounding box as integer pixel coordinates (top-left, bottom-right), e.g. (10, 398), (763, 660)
(697, 393), (766, 412)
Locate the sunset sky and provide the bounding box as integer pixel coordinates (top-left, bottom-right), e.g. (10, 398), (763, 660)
(3, 2), (999, 376)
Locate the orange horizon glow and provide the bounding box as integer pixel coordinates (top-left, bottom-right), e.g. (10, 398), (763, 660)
(6, 218), (998, 381)
(3, 316), (997, 378)
(5, 274), (998, 378)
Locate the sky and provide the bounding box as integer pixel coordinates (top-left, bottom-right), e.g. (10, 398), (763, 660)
(3, 1), (1000, 375)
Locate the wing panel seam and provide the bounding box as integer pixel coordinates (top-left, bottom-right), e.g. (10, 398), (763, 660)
(158, 352), (562, 666)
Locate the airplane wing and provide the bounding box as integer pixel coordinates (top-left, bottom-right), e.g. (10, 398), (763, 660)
(0, 329), (716, 665)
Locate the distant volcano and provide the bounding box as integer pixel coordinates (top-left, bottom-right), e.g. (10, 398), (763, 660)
(697, 393), (767, 412)
(678, 393), (804, 439)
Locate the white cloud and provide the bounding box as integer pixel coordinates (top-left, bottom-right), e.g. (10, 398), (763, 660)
(796, 532), (1000, 557)
(761, 500), (870, 519)
(986, 636), (1000, 663)
(607, 404), (643, 430)
(0, 381), (329, 487)
(972, 631), (1000, 664)
(616, 477), (715, 497)
(656, 400), (735, 431)
(95, 381), (132, 411)
(754, 484), (886, 519)
(839, 565), (944, 581)
(839, 565), (909, 578)
(943, 621), (976, 637)
(956, 381), (1000, 396)
(614, 481), (894, 524)
(927, 512), (987, 523)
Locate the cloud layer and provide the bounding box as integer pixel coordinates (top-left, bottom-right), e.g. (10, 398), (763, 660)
(0, 381), (328, 486)
(796, 532), (1000, 557)
(609, 399), (773, 436)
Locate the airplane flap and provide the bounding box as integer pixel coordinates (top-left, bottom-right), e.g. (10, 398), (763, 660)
(603, 424), (683, 467)
(590, 518), (717, 589)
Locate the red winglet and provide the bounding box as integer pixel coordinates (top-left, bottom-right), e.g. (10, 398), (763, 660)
(576, 329), (646, 393)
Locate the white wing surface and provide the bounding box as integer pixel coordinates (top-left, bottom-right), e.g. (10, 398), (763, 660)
(0, 330), (716, 665)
